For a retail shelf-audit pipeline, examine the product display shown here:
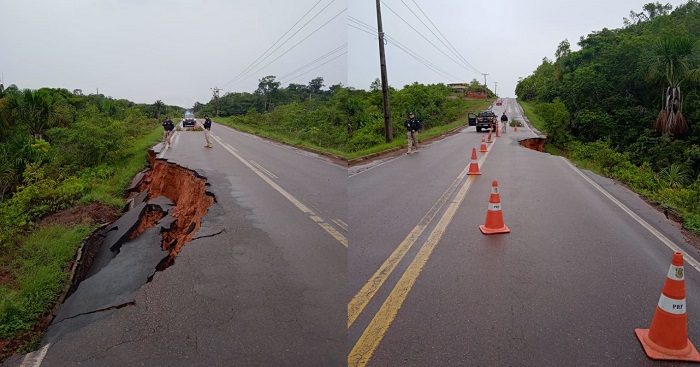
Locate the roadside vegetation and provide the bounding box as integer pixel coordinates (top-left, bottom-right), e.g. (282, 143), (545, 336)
(0, 71), (492, 359)
(516, 1), (700, 233)
(196, 76), (493, 160)
(0, 85), (175, 356)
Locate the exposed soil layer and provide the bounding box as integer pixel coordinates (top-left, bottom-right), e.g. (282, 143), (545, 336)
(519, 137), (546, 152)
(132, 150), (215, 270)
(37, 202), (120, 228)
(0, 150), (214, 363)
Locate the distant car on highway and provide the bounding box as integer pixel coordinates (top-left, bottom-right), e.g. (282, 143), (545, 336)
(496, 99), (503, 106)
(182, 111), (196, 128)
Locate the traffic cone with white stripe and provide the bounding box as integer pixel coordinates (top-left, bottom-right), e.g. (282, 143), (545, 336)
(495, 121), (500, 137)
(479, 136), (488, 152)
(479, 181), (510, 234)
(487, 129), (493, 143)
(467, 148), (481, 175)
(635, 252), (700, 362)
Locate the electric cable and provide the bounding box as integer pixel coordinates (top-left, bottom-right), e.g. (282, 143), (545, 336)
(231, 7), (346, 87)
(222, 0), (337, 88)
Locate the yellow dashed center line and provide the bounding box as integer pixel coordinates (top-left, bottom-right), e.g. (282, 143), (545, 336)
(348, 139), (494, 366)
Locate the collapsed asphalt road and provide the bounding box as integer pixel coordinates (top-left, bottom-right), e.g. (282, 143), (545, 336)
(7, 123), (346, 367)
(41, 145), (216, 346)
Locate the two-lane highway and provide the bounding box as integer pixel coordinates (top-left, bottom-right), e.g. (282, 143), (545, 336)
(348, 98), (700, 366)
(18, 120), (347, 367)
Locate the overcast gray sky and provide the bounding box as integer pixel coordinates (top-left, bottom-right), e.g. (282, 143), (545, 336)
(349, 0), (689, 98)
(0, 0), (347, 108)
(0, 1), (690, 108)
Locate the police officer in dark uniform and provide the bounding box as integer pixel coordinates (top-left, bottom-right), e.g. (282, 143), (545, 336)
(404, 112), (422, 154)
(500, 112), (509, 133)
(162, 116), (175, 146)
(202, 115), (213, 148)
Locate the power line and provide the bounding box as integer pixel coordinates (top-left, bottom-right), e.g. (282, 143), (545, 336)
(386, 36), (463, 82)
(349, 16), (377, 33)
(380, 0), (479, 75)
(398, 0), (468, 72)
(280, 51), (347, 85)
(278, 43), (347, 81)
(409, 0), (481, 74)
(230, 7), (347, 88)
(350, 15), (464, 82)
(348, 15), (377, 31)
(349, 23), (377, 37)
(222, 0), (336, 88)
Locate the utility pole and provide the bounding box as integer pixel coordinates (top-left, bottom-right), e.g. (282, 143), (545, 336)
(481, 73), (488, 89)
(211, 86), (221, 117)
(376, 0), (393, 142)
(494, 82), (498, 97)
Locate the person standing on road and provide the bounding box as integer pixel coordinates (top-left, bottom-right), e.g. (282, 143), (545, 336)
(162, 116), (175, 146)
(202, 114), (213, 148)
(404, 112), (421, 154)
(500, 112), (509, 134)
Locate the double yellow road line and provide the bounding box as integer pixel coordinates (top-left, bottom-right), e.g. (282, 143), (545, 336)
(348, 144), (493, 366)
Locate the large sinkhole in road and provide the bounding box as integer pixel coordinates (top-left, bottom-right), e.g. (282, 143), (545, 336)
(519, 137), (546, 152)
(131, 150), (215, 271)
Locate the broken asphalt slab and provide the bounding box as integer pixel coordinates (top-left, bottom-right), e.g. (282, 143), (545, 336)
(43, 196), (177, 344)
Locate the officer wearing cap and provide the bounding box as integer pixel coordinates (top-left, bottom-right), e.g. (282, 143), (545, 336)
(202, 114), (213, 148)
(404, 112), (422, 154)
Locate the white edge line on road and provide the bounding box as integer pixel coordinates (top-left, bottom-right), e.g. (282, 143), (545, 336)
(250, 160), (278, 179)
(562, 157), (700, 273)
(332, 218), (348, 231)
(20, 343), (50, 367)
(349, 155), (401, 178)
(213, 125), (341, 168)
(212, 135), (347, 248)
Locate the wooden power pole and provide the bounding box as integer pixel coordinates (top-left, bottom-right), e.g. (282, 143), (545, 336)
(376, 0), (393, 142)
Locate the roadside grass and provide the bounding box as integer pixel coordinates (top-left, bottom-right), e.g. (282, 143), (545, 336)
(347, 99), (493, 161)
(214, 99), (492, 162)
(346, 116), (472, 160)
(0, 225), (93, 341)
(79, 127), (162, 207)
(518, 100), (546, 133)
(0, 124), (162, 356)
(214, 118), (347, 159)
(517, 99), (700, 235)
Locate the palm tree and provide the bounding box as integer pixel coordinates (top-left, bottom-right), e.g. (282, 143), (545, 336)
(153, 100), (164, 119)
(0, 89), (69, 140)
(649, 37), (700, 135)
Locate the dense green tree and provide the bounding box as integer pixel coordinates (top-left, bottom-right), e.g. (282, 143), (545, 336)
(255, 75), (281, 112)
(308, 77), (325, 94)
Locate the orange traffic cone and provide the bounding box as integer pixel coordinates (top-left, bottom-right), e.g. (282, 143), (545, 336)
(487, 130), (493, 143)
(467, 148), (481, 175)
(479, 181), (510, 234)
(514, 122), (518, 132)
(635, 252), (700, 362)
(479, 136), (488, 152)
(495, 122), (500, 137)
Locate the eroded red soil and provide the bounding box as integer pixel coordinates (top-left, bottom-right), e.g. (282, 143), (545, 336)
(132, 151), (214, 269)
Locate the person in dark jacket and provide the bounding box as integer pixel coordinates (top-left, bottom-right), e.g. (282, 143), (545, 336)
(404, 112), (421, 154)
(162, 117), (175, 146)
(500, 112), (508, 134)
(202, 115), (213, 148)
